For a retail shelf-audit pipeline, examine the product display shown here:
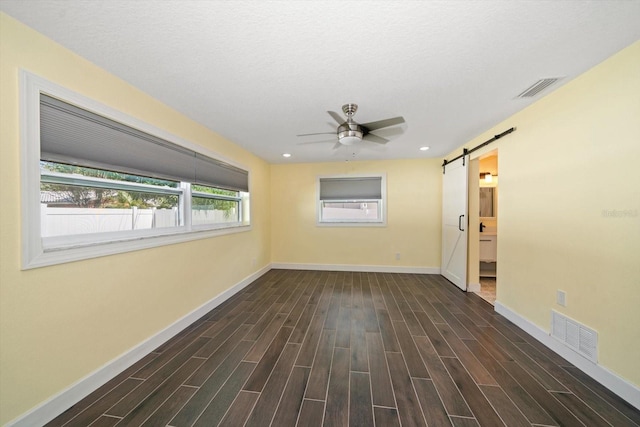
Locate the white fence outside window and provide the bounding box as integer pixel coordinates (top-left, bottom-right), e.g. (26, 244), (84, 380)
(40, 205), (235, 237)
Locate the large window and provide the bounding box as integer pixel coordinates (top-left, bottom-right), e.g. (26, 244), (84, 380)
(317, 175), (386, 225)
(21, 72), (250, 268)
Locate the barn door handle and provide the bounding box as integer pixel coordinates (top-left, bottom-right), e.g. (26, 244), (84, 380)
(458, 215), (465, 231)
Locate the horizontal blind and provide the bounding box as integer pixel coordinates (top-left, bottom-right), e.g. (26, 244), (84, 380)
(319, 177), (382, 200)
(40, 95), (249, 192)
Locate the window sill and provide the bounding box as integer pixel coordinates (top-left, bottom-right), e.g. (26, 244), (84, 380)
(24, 224), (251, 270)
(316, 221), (387, 227)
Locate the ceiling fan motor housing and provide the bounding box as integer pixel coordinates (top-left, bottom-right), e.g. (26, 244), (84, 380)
(338, 104), (363, 145)
(338, 123), (363, 145)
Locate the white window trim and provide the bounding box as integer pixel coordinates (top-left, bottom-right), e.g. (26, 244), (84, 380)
(316, 174), (387, 227)
(41, 170), (185, 196)
(20, 70), (251, 269)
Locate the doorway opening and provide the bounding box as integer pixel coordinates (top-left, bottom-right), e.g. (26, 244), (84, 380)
(473, 150), (498, 305)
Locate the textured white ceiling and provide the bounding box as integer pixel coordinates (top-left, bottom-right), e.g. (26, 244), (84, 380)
(2, 0), (639, 164)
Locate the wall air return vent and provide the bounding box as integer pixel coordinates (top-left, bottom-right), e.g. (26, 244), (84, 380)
(551, 310), (598, 363)
(517, 77), (562, 98)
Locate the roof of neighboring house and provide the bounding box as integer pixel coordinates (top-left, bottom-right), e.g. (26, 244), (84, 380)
(40, 191), (74, 205)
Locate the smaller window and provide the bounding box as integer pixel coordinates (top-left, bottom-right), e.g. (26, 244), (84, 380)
(317, 176), (386, 225)
(191, 184), (242, 226)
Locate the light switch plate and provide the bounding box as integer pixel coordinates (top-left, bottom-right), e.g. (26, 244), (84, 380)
(557, 290), (567, 307)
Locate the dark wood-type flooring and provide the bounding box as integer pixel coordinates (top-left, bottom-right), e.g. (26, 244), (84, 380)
(47, 270), (640, 426)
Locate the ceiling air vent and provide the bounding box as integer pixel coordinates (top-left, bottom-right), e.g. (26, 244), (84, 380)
(517, 77), (562, 98)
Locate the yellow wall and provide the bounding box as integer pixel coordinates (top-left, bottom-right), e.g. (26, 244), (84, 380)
(0, 14), (271, 424)
(2, 11), (638, 424)
(451, 41), (640, 387)
(271, 159), (442, 269)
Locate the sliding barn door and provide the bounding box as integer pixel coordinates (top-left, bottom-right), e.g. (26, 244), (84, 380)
(441, 157), (468, 290)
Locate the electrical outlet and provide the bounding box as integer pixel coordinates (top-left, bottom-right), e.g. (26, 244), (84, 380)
(557, 290), (567, 307)
(395, 252), (401, 260)
(251, 258), (257, 267)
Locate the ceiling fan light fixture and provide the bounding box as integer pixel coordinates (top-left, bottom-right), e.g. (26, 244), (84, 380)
(338, 129), (363, 146)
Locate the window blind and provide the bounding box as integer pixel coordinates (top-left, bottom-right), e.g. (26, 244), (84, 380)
(319, 177), (382, 200)
(39, 95), (249, 192)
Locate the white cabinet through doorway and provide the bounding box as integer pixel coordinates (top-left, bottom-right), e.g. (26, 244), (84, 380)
(479, 235), (497, 262)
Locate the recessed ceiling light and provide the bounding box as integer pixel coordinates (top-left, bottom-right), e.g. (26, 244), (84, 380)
(282, 153), (291, 158)
(419, 146), (430, 151)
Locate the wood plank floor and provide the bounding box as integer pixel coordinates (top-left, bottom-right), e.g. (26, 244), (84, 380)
(46, 270), (640, 427)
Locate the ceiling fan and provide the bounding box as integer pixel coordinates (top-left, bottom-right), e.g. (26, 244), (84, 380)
(297, 104), (405, 148)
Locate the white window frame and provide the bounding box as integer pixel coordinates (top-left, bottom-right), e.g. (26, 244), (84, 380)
(316, 174), (387, 227)
(20, 71), (251, 269)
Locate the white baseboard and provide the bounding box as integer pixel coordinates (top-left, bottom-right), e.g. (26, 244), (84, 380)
(6, 265), (272, 427)
(467, 282), (481, 292)
(495, 301), (640, 410)
(271, 262), (440, 275)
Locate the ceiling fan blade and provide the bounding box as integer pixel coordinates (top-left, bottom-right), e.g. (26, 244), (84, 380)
(332, 142), (342, 150)
(297, 139), (336, 145)
(370, 127), (404, 138)
(297, 132), (336, 137)
(361, 116), (405, 131)
(328, 111), (345, 125)
(362, 133), (389, 144)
